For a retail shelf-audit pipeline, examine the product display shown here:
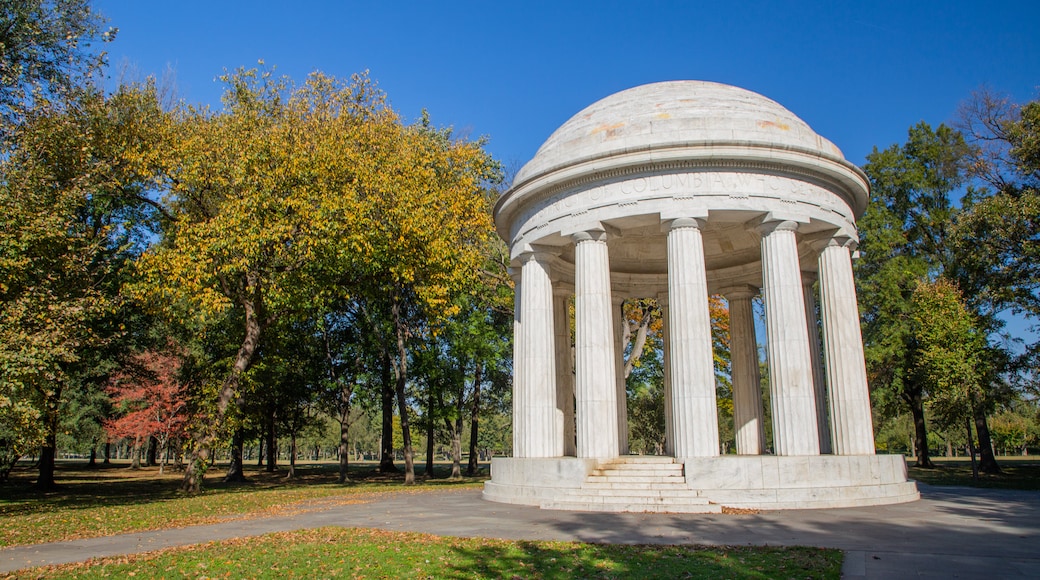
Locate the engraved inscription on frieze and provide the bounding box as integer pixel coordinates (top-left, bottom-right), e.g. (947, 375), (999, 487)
(515, 171), (852, 234)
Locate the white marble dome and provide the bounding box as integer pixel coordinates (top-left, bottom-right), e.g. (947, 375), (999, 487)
(485, 81), (917, 512)
(514, 80), (844, 186)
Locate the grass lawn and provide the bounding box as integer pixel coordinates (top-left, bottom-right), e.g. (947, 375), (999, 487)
(0, 460), (483, 547)
(28, 527), (843, 579)
(906, 456), (1040, 490)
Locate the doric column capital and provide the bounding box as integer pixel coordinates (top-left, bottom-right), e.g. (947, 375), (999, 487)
(663, 217), (706, 232)
(801, 272), (818, 287)
(757, 219), (800, 237)
(571, 229), (609, 244)
(812, 234), (858, 253)
(718, 285), (759, 301)
(517, 246), (561, 265)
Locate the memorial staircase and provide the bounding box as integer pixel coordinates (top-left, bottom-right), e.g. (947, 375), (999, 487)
(540, 456), (722, 513)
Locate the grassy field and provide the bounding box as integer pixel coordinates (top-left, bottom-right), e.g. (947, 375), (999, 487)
(2, 461), (845, 579)
(28, 527), (843, 579)
(0, 460), (483, 547)
(11, 454), (1037, 578)
(906, 456), (1040, 490)
(5, 455), (1038, 549)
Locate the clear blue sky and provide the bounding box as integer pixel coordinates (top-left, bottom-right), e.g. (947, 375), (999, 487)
(96, 0), (1038, 342)
(96, 0), (1039, 170)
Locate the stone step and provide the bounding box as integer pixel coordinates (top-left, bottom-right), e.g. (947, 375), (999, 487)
(586, 475), (686, 484)
(556, 488), (708, 499)
(586, 482), (690, 490)
(591, 467), (684, 477)
(609, 456), (680, 464)
(546, 493), (713, 506)
(541, 500), (721, 514)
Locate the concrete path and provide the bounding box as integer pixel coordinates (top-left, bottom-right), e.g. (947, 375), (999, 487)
(2, 484), (1039, 578)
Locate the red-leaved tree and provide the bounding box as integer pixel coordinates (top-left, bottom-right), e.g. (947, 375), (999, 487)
(105, 349), (188, 473)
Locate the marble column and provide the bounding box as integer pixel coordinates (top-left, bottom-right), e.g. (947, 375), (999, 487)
(659, 295), (674, 456)
(724, 287), (766, 455)
(573, 230), (620, 459)
(759, 220), (820, 456)
(612, 296), (630, 455)
(803, 276), (832, 454)
(818, 238), (876, 455)
(553, 288), (576, 457)
(510, 268), (525, 457)
(666, 218), (719, 458)
(514, 252), (561, 457)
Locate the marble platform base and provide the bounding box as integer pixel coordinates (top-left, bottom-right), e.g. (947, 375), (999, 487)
(483, 455), (920, 512)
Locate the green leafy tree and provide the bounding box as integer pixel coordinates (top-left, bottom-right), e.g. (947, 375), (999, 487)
(345, 117), (502, 485)
(132, 68), (390, 491)
(911, 279), (988, 430)
(0, 81), (168, 487)
(315, 305), (379, 483)
(858, 122), (969, 468)
(954, 91), (1040, 363)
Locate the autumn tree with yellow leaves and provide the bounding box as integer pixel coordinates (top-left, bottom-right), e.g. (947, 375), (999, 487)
(132, 67), (500, 491)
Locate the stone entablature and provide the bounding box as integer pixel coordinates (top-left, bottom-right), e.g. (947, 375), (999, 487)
(501, 162), (866, 258)
(485, 80), (918, 511)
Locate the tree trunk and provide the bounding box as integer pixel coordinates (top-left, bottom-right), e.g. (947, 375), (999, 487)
(256, 437), (264, 467)
(181, 294), (265, 492)
(103, 441), (111, 465)
(37, 445), (56, 488)
(448, 373), (465, 480)
(157, 437), (168, 475)
(88, 446), (97, 468)
(907, 390), (934, 468)
(425, 388), (435, 478)
(973, 408), (1002, 475)
(338, 417), (350, 483)
(467, 363), (482, 476)
(224, 428), (247, 482)
(35, 391), (61, 489)
(379, 353), (397, 473)
(130, 436), (142, 470)
(265, 405), (277, 472)
(146, 435), (158, 466)
(286, 432), (296, 479)
(397, 367), (415, 484)
(623, 307), (654, 378)
(450, 415), (463, 480)
(392, 300), (415, 485)
(966, 417), (979, 481)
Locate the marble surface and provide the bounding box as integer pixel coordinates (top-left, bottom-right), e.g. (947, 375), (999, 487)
(491, 81), (912, 512)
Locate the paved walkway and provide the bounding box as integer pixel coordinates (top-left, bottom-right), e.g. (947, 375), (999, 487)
(3, 484), (1039, 578)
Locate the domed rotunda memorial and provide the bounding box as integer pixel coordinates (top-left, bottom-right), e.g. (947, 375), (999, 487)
(483, 81), (919, 512)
